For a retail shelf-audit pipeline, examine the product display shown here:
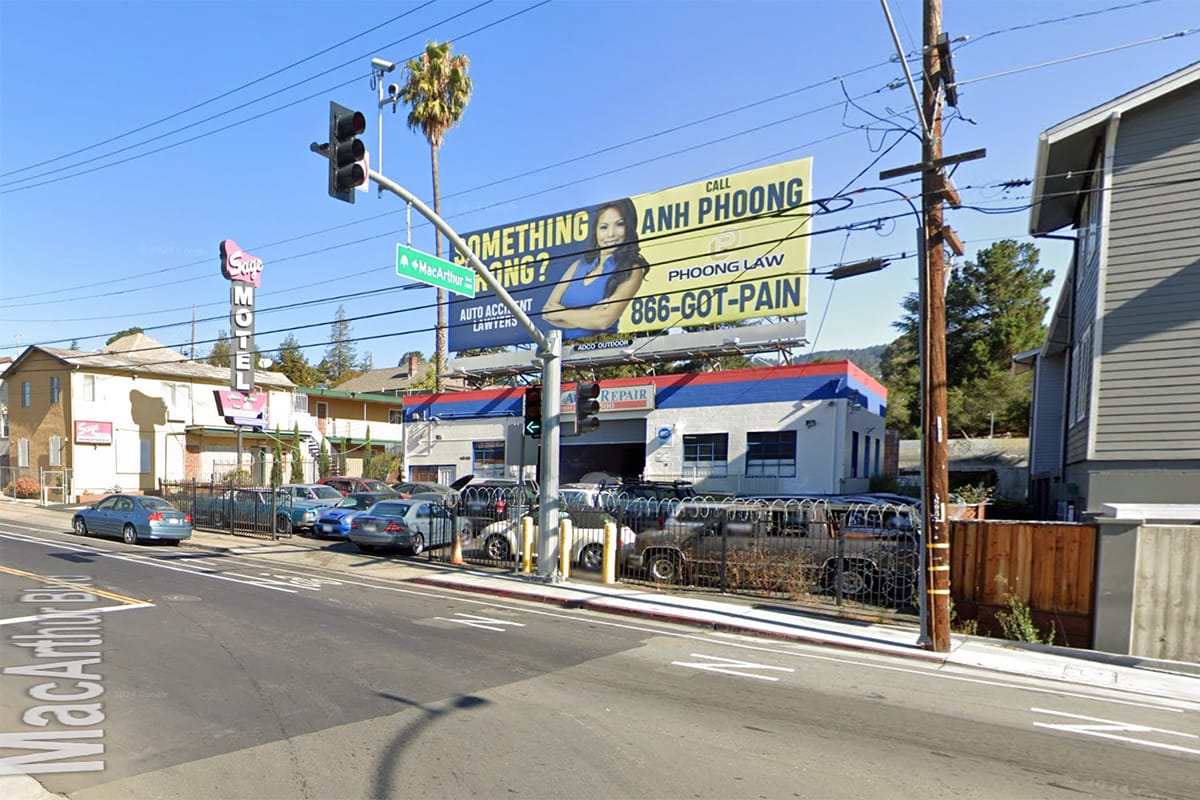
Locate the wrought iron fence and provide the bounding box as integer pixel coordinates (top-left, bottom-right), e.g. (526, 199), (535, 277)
(160, 478), (294, 540)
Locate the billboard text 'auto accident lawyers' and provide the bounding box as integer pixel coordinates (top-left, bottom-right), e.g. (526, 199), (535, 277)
(448, 157), (813, 350)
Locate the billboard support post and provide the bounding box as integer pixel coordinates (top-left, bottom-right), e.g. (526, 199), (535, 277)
(310, 142), (564, 575)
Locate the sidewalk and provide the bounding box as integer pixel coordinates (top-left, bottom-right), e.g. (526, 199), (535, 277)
(172, 527), (1200, 704)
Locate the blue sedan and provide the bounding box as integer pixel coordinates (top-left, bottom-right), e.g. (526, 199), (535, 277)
(313, 491), (400, 539)
(72, 494), (192, 545)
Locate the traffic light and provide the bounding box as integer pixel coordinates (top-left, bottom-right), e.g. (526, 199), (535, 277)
(328, 101), (367, 203)
(575, 381), (601, 434)
(524, 385), (543, 439)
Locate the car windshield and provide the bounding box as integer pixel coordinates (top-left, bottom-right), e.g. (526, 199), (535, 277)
(369, 501), (411, 517)
(311, 486), (344, 500)
(141, 497), (174, 511)
(362, 480), (391, 492)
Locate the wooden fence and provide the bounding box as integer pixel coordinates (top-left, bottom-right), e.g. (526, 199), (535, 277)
(949, 520), (1098, 648)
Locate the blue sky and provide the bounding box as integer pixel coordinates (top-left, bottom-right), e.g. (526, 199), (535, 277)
(1, 0), (1196, 375)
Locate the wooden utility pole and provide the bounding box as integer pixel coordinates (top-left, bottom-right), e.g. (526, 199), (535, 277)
(921, 0), (952, 652)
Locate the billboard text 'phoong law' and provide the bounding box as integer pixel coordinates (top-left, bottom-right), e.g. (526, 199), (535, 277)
(448, 157), (813, 350)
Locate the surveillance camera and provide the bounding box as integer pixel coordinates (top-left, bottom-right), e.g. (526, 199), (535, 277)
(388, 83), (400, 99)
(371, 57), (397, 73)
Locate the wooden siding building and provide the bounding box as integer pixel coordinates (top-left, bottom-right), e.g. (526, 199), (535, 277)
(1022, 61), (1200, 518)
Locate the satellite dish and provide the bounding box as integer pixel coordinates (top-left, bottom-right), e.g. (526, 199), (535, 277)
(258, 357), (273, 369)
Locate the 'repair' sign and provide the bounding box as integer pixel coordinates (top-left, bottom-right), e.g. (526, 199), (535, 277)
(219, 239), (265, 424)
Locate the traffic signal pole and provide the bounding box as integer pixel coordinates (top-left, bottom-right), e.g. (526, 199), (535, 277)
(312, 143), (566, 579)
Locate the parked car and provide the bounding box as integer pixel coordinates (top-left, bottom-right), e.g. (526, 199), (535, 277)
(391, 475), (472, 502)
(559, 483), (618, 511)
(459, 479), (539, 533)
(607, 479), (699, 532)
(313, 491), (401, 539)
(623, 499), (919, 602)
(278, 483), (346, 533)
(469, 507), (636, 571)
(348, 499), (462, 555)
(318, 476), (394, 495)
(72, 494), (192, 545)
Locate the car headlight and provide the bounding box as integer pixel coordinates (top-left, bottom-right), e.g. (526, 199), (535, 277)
(304, 510), (316, 520)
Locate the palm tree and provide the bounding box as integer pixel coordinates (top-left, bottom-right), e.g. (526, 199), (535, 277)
(399, 40), (473, 392)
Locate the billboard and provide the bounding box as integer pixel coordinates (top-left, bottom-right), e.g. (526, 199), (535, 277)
(448, 157), (812, 350)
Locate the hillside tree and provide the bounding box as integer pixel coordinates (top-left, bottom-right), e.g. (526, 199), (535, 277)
(881, 240), (1052, 438)
(276, 333), (318, 387)
(318, 305), (361, 387)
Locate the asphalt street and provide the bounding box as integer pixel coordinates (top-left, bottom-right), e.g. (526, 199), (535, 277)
(2, 507), (1198, 799)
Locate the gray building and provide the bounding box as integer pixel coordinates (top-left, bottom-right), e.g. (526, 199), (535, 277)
(1022, 61), (1200, 518)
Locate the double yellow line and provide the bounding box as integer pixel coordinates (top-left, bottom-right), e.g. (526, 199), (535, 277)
(0, 564), (148, 605)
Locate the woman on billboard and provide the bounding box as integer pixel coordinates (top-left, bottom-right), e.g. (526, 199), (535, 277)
(543, 197), (649, 338)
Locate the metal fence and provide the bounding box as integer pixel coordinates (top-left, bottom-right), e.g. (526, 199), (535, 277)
(414, 489), (920, 610)
(161, 478), (294, 540)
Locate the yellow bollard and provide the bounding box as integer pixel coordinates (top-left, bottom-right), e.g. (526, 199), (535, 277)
(602, 521), (617, 584)
(559, 517), (573, 579)
(520, 516), (534, 574)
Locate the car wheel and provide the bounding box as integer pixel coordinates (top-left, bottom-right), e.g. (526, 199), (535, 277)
(484, 534), (511, 561)
(275, 514), (292, 535)
(409, 533), (425, 556)
(579, 543), (603, 572)
(828, 560), (876, 600)
(122, 524), (138, 545)
(73, 517), (88, 536)
(213, 510), (227, 527)
(647, 552), (682, 583)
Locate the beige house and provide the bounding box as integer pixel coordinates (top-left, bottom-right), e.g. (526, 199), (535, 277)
(4, 334), (299, 500)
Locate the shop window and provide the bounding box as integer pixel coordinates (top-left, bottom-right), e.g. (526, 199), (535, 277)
(472, 440), (505, 479)
(683, 433), (728, 477)
(746, 431), (796, 477)
(851, 431), (860, 478)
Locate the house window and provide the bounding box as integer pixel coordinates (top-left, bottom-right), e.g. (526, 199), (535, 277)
(22, 382), (31, 407)
(389, 409), (403, 424)
(851, 431), (860, 478)
(293, 393), (309, 413)
(472, 440), (506, 479)
(49, 435), (63, 467)
(18, 438), (30, 468)
(50, 376), (60, 404)
(83, 374), (96, 402)
(746, 431), (796, 477)
(1071, 326), (1093, 425)
(683, 433), (728, 477)
(164, 382), (190, 419)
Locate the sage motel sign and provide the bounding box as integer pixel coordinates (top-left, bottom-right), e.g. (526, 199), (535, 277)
(219, 239), (264, 392)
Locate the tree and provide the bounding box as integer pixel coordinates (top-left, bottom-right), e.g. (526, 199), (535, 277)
(270, 427), (284, 487)
(318, 440), (331, 479)
(881, 240), (1052, 438)
(276, 333), (318, 387)
(207, 330), (233, 369)
(399, 40), (473, 392)
(290, 425), (305, 484)
(106, 326), (143, 345)
(318, 305), (361, 387)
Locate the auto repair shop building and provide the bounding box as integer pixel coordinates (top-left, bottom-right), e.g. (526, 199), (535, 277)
(401, 361), (889, 497)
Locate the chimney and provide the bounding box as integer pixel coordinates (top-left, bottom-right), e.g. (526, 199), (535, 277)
(408, 353), (420, 377)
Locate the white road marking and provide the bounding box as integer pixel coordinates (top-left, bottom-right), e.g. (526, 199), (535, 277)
(434, 613), (527, 632)
(1032, 707), (1200, 756)
(0, 602), (155, 626)
(672, 653), (796, 681)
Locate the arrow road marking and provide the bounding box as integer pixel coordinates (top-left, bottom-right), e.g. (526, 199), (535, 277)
(672, 653), (796, 682)
(1032, 707), (1200, 756)
(435, 613), (527, 632)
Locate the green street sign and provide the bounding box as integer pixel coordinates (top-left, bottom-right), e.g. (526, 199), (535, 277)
(395, 243), (476, 298)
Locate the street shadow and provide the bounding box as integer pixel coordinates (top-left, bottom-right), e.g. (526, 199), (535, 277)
(372, 693), (489, 798)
